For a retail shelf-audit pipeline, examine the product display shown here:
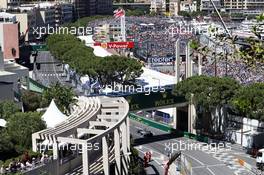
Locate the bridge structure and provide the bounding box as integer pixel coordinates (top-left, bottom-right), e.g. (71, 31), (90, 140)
(31, 96), (130, 175)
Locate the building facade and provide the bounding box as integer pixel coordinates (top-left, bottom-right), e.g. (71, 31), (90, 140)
(96, 0), (113, 15)
(150, 0), (166, 15)
(35, 3), (56, 29)
(180, 0), (197, 12)
(13, 6), (38, 42)
(224, 0), (264, 14)
(169, 0), (197, 16)
(201, 0), (222, 12)
(0, 0), (19, 9)
(54, 2), (73, 27)
(0, 12), (19, 60)
(70, 0), (95, 19)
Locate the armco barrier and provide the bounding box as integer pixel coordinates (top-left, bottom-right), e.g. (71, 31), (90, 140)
(128, 113), (210, 142)
(183, 132), (209, 143)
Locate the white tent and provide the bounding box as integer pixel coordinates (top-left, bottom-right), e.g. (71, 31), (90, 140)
(78, 35), (112, 57)
(0, 119), (7, 127)
(41, 100), (67, 128)
(136, 67), (175, 87)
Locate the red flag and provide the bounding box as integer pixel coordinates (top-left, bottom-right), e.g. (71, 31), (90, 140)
(114, 9), (125, 18)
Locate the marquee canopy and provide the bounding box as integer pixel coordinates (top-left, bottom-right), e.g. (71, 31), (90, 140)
(41, 99), (67, 128)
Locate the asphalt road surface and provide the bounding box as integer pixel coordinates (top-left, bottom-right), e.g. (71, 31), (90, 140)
(130, 119), (254, 175)
(34, 51), (85, 96)
(34, 51), (65, 87)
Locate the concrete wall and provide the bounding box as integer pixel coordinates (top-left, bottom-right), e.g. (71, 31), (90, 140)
(0, 71), (18, 92)
(0, 82), (14, 101)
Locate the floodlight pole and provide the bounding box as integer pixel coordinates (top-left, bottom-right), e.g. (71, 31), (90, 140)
(209, 0), (232, 38)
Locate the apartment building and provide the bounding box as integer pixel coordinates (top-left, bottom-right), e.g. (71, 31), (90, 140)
(0, 12), (19, 60)
(37, 3), (56, 28)
(200, 0), (222, 12)
(150, 0), (166, 15)
(96, 0), (113, 15)
(180, 0), (197, 12)
(93, 21), (123, 42)
(0, 12), (28, 102)
(70, 0), (95, 19)
(54, 2), (73, 27)
(169, 0), (178, 16)
(0, 0), (19, 9)
(169, 0), (197, 16)
(11, 5), (38, 42)
(224, 0), (264, 14)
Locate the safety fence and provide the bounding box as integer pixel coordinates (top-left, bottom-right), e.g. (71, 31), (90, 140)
(129, 113), (209, 143)
(129, 113), (174, 132)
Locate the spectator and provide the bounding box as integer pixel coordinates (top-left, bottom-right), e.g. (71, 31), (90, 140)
(26, 161), (32, 168)
(0, 165), (6, 174)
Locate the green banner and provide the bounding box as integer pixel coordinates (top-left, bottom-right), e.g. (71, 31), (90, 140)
(31, 44), (48, 51)
(28, 78), (48, 93)
(124, 89), (186, 111)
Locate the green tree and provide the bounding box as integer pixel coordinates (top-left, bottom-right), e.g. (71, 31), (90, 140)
(238, 13), (264, 66)
(173, 76), (240, 135)
(42, 83), (77, 114)
(46, 34), (143, 89)
(149, 11), (157, 17)
(126, 9), (145, 16)
(0, 129), (14, 160)
(178, 11), (191, 18)
(128, 147), (146, 175)
(6, 112), (46, 154)
(0, 101), (19, 120)
(231, 83), (264, 121)
(95, 56), (143, 87)
(21, 90), (42, 112)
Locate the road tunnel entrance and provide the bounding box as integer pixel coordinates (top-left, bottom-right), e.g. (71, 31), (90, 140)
(176, 106), (188, 132)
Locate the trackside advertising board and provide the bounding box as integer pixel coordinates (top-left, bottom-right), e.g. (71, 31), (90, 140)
(94, 42), (134, 49)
